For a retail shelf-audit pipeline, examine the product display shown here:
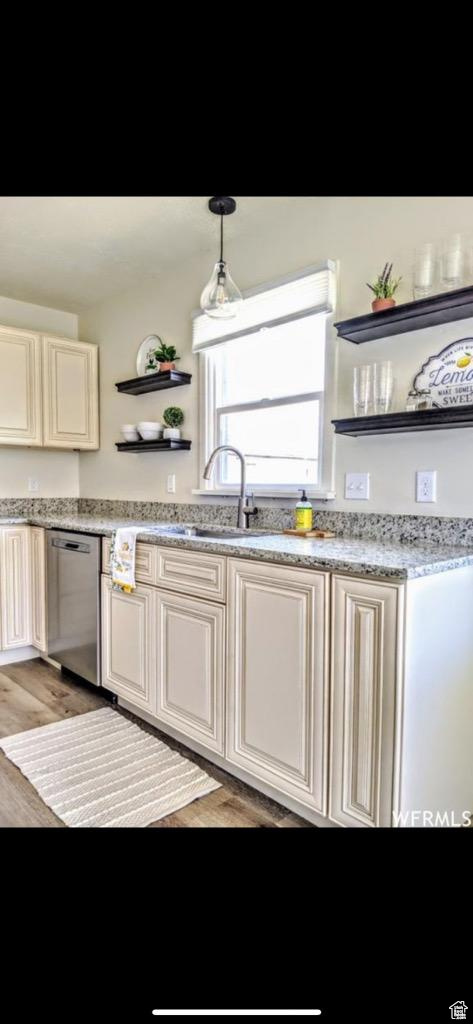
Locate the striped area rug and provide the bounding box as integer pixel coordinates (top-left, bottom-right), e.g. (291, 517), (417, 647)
(0, 707), (221, 827)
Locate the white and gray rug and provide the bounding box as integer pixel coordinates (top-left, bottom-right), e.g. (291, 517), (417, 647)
(0, 706), (221, 827)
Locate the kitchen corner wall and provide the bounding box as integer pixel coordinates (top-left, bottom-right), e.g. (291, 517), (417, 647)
(0, 295), (80, 498)
(78, 196), (473, 517)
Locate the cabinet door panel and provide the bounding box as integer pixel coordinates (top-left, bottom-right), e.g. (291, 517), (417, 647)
(227, 559), (329, 815)
(0, 327), (42, 445)
(156, 590), (225, 754)
(0, 527), (31, 649)
(101, 575), (155, 711)
(31, 527), (47, 650)
(329, 575), (403, 828)
(42, 336), (99, 449)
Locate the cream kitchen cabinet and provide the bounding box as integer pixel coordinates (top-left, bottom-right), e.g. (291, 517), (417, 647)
(42, 335), (99, 449)
(101, 575), (155, 713)
(30, 526), (47, 651)
(0, 325), (42, 446)
(226, 558), (329, 816)
(0, 322), (99, 450)
(329, 575), (402, 829)
(155, 589), (225, 755)
(0, 526), (32, 649)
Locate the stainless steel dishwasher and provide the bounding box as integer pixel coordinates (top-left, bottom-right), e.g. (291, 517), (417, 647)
(47, 530), (101, 686)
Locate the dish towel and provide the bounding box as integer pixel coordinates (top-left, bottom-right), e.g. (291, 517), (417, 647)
(110, 528), (142, 592)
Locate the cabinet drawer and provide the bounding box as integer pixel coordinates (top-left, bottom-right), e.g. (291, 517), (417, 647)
(102, 537), (157, 586)
(156, 546), (226, 602)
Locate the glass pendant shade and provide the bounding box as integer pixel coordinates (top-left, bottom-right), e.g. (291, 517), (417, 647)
(200, 259), (242, 319)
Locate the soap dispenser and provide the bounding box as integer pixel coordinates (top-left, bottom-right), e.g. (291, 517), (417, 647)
(295, 489), (313, 531)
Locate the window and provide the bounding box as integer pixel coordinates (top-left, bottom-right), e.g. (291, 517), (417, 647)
(193, 262), (336, 497)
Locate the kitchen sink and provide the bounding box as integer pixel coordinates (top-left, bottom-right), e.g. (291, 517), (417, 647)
(152, 525), (276, 540)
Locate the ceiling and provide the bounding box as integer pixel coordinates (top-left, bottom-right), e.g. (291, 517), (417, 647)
(0, 196), (304, 313)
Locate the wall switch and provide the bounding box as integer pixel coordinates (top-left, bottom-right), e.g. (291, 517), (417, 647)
(345, 472), (370, 500)
(28, 478), (40, 492)
(416, 470), (437, 502)
(167, 474), (176, 494)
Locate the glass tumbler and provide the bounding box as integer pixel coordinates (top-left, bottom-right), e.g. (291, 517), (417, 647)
(353, 365), (372, 416)
(373, 361), (394, 415)
(440, 234), (463, 291)
(413, 243), (435, 299)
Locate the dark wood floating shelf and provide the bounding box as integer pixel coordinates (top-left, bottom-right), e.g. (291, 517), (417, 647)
(116, 438), (192, 452)
(334, 286), (473, 344)
(115, 370), (192, 395)
(333, 405), (473, 436)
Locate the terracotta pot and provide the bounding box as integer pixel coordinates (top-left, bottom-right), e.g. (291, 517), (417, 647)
(158, 361), (175, 372)
(371, 298), (395, 313)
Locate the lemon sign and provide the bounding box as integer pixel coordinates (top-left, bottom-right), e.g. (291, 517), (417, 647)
(413, 338), (473, 407)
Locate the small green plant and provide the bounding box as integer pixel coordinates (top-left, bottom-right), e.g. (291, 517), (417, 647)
(367, 263), (402, 299)
(154, 341), (180, 363)
(163, 406), (184, 428)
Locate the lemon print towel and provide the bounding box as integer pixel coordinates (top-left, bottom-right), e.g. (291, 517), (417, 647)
(110, 528), (142, 592)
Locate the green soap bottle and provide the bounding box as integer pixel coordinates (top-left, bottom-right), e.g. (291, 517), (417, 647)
(295, 489), (313, 531)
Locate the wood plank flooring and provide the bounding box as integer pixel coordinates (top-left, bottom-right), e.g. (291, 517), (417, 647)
(0, 659), (312, 828)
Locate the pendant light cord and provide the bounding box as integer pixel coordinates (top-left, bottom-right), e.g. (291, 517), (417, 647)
(219, 210), (224, 265)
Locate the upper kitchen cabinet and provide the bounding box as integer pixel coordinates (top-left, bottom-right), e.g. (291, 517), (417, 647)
(42, 335), (99, 449)
(0, 325), (42, 446)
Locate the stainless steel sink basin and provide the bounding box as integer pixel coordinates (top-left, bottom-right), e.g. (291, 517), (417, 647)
(153, 525), (276, 540)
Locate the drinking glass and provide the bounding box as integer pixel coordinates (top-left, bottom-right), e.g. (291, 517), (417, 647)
(413, 243), (435, 299)
(353, 365), (372, 417)
(440, 234), (463, 291)
(373, 361), (394, 414)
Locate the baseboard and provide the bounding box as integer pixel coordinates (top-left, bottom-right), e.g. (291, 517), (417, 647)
(0, 646), (40, 665)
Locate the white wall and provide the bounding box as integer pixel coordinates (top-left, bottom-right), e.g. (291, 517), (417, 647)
(0, 295), (80, 498)
(78, 196), (473, 516)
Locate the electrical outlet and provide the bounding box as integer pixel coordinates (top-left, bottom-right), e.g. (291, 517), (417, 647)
(345, 472), (370, 500)
(167, 474), (176, 494)
(416, 470), (437, 503)
(28, 478), (39, 492)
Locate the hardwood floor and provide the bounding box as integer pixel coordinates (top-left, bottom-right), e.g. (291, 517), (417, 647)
(0, 659), (312, 828)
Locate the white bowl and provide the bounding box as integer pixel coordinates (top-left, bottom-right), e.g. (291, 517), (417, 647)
(121, 429), (140, 442)
(137, 421), (162, 432)
(138, 428), (161, 441)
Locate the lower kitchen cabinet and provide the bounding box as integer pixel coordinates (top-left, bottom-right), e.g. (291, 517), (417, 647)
(226, 558), (329, 816)
(101, 575), (155, 712)
(329, 574), (402, 828)
(155, 590), (225, 754)
(0, 526), (31, 649)
(30, 526), (47, 651)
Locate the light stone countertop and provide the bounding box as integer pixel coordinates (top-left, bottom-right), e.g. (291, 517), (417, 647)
(1, 514), (473, 580)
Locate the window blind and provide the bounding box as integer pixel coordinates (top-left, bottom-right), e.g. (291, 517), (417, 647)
(192, 260), (336, 353)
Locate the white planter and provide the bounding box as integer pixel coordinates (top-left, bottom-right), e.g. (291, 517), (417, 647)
(163, 427), (181, 440)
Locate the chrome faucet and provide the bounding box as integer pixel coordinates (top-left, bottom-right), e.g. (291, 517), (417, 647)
(203, 445), (258, 528)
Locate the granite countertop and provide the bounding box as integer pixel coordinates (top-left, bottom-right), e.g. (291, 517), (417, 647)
(1, 513), (473, 580)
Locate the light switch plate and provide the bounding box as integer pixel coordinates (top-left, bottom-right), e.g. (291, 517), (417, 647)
(345, 472), (370, 500)
(28, 478), (40, 492)
(416, 470), (437, 502)
(167, 474), (176, 494)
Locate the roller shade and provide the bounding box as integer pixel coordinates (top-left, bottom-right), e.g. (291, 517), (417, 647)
(192, 260), (336, 353)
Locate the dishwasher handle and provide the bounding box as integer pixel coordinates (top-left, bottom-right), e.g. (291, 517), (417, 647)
(50, 537), (92, 554)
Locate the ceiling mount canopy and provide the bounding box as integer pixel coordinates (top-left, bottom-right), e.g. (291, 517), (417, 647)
(208, 196), (236, 216)
(200, 196), (242, 320)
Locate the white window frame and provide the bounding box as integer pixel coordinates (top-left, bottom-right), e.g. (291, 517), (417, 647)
(193, 262), (338, 500)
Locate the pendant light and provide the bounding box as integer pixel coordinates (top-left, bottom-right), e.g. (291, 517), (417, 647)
(200, 196), (242, 319)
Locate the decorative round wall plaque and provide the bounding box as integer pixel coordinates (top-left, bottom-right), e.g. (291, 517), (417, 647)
(413, 338), (473, 408)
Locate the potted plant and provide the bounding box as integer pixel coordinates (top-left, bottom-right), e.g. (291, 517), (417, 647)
(367, 263), (402, 312)
(154, 341), (180, 372)
(163, 406), (184, 440)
